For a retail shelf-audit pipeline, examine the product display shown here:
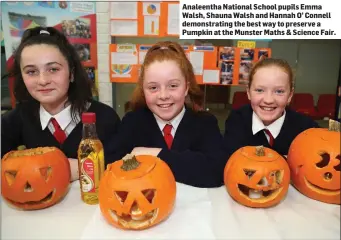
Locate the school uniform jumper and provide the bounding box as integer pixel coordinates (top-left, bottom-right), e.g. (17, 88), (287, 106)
(223, 104), (319, 159)
(109, 106), (227, 188)
(1, 100), (121, 161)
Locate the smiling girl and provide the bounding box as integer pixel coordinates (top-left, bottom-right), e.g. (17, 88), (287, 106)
(1, 27), (121, 181)
(223, 58), (319, 159)
(109, 41), (227, 188)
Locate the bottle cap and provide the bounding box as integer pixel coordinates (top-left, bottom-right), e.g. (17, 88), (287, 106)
(82, 112), (96, 123)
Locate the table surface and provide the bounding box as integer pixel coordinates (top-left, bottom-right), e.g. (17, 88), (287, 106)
(2, 181), (340, 240)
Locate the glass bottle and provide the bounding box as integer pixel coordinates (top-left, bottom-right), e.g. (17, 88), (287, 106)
(77, 112), (105, 204)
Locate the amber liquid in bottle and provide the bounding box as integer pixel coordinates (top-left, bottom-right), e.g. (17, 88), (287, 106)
(77, 113), (105, 205)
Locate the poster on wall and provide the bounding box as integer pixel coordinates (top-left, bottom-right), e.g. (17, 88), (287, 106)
(110, 1), (180, 37)
(239, 48), (254, 85)
(218, 47), (235, 85)
(1, 1), (99, 102)
(218, 46), (272, 86)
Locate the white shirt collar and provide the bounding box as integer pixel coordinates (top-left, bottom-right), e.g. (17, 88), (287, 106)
(40, 104), (73, 131)
(154, 106), (186, 133)
(252, 110), (286, 138)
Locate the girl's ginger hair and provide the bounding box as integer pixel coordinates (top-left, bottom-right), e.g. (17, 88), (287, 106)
(248, 58), (294, 90)
(130, 41), (204, 111)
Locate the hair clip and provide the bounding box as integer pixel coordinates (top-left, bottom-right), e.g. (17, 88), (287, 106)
(40, 29), (50, 35)
(160, 46), (168, 50)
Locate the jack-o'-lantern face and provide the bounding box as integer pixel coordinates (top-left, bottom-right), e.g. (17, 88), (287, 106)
(1, 147), (71, 210)
(224, 146), (290, 208)
(99, 154), (176, 230)
(237, 167), (284, 202)
(107, 188), (159, 229)
(288, 120), (340, 204)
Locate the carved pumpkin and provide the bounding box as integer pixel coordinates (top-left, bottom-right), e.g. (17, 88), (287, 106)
(1, 147), (71, 210)
(287, 119), (340, 204)
(99, 154), (176, 230)
(224, 146), (290, 208)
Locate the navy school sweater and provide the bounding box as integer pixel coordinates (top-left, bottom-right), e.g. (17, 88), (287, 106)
(107, 106), (228, 188)
(1, 100), (121, 161)
(223, 104), (320, 159)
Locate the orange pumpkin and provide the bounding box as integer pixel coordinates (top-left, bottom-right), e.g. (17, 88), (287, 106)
(99, 154), (176, 230)
(287, 119), (340, 204)
(224, 146), (290, 208)
(1, 147), (71, 210)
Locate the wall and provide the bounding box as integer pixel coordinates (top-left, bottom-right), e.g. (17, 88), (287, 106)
(215, 39), (340, 105)
(96, 3), (341, 117)
(271, 39), (340, 104)
(96, 2), (113, 108)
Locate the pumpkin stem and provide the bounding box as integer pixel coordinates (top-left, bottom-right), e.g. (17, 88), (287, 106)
(121, 154), (140, 171)
(255, 146), (265, 156)
(329, 119), (340, 132)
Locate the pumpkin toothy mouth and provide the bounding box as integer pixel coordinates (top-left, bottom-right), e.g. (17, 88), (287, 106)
(6, 189), (55, 207)
(238, 184), (282, 202)
(304, 177), (340, 195)
(109, 208), (159, 229)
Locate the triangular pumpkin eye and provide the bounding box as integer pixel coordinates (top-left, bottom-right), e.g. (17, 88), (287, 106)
(142, 189), (156, 204)
(5, 170), (17, 186)
(114, 191), (129, 205)
(39, 167), (52, 182)
(243, 169), (256, 179)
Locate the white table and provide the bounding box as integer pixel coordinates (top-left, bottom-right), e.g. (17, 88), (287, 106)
(2, 181), (340, 240)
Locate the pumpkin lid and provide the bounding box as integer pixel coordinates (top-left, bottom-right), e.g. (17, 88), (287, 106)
(109, 154), (156, 180)
(240, 145), (280, 162)
(3, 147), (58, 160)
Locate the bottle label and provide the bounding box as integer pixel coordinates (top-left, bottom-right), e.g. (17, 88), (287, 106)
(80, 157), (95, 193)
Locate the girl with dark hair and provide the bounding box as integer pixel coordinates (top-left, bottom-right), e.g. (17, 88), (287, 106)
(110, 41), (227, 188)
(1, 26), (121, 181)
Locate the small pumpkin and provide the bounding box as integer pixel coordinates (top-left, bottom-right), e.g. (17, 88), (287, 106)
(224, 146), (290, 208)
(99, 154), (176, 230)
(287, 119), (340, 204)
(1, 147), (71, 210)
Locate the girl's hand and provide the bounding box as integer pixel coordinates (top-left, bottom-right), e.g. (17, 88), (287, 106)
(68, 158), (79, 182)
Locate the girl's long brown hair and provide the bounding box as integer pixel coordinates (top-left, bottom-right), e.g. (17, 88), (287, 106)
(130, 41), (204, 111)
